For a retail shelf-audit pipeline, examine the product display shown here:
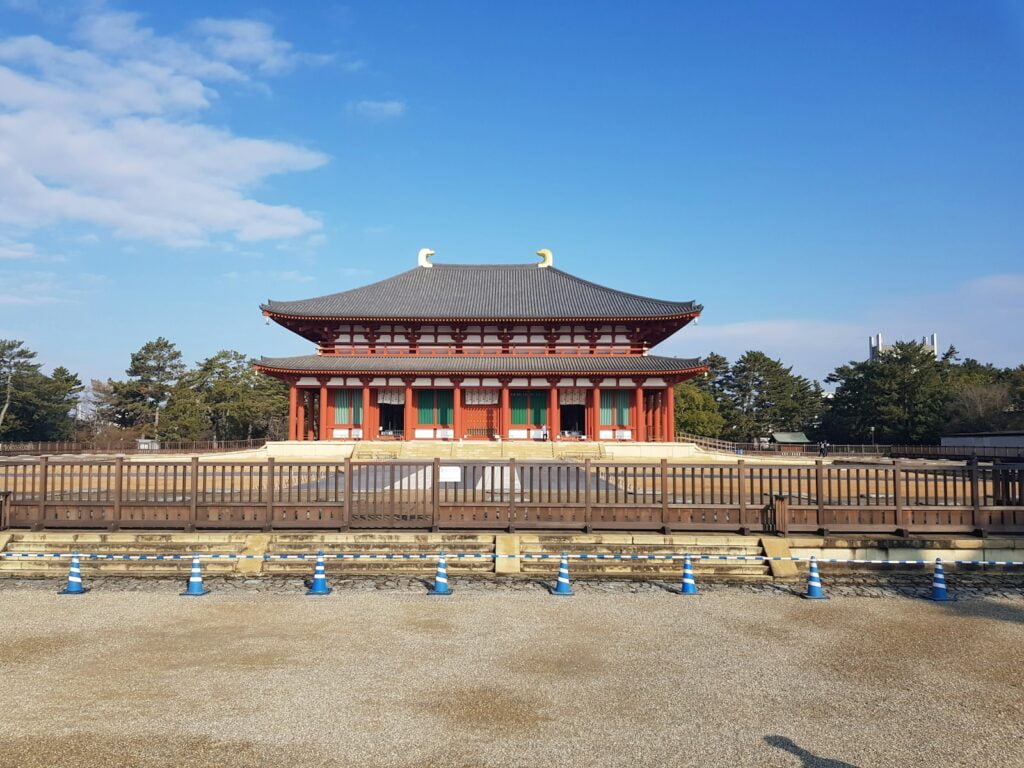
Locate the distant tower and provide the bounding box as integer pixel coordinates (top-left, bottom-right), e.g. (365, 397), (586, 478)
(869, 333), (938, 361)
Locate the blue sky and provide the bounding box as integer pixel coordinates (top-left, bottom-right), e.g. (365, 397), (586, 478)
(1, 0), (1022, 384)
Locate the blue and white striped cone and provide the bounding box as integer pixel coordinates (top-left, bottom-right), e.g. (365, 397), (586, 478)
(679, 553), (698, 595)
(550, 552), (574, 596)
(307, 550), (332, 596)
(428, 551), (452, 596)
(801, 556), (828, 600)
(180, 554), (210, 596)
(928, 558), (954, 601)
(59, 551), (88, 595)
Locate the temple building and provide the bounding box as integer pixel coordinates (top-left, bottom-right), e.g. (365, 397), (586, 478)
(255, 249), (706, 442)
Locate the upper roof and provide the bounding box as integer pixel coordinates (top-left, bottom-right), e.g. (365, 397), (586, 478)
(262, 263), (701, 321)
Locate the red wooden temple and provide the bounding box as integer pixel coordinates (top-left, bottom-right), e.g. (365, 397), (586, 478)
(255, 249), (706, 442)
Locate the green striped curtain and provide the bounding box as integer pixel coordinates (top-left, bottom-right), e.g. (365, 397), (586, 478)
(436, 390), (453, 425)
(417, 390), (435, 425)
(531, 393), (547, 426)
(510, 391), (528, 425)
(616, 391), (631, 426)
(334, 390), (351, 425)
(352, 391), (363, 424)
(600, 390), (614, 426)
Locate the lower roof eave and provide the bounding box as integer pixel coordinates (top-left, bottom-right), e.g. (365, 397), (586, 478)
(253, 354), (707, 380)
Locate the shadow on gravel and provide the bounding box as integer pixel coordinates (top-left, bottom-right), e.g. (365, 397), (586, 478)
(936, 598), (1024, 625)
(764, 735), (858, 767)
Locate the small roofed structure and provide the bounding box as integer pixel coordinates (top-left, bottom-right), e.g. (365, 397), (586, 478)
(769, 432), (811, 453)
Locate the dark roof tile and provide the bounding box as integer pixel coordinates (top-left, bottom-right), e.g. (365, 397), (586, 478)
(262, 264), (700, 320)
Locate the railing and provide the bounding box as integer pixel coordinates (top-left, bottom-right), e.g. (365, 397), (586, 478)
(0, 438), (269, 456)
(2, 457), (1022, 534)
(675, 433), (1024, 461)
(317, 345), (642, 356)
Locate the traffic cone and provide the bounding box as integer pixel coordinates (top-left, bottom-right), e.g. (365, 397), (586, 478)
(428, 551), (452, 596)
(59, 552), (88, 595)
(180, 554), (210, 596)
(307, 550), (332, 596)
(801, 556), (828, 600)
(928, 558), (954, 602)
(679, 553), (698, 595)
(550, 552), (574, 596)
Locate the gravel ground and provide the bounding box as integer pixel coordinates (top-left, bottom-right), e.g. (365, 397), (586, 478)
(0, 582), (1022, 768)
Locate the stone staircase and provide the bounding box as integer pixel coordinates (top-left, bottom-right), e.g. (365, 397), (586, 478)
(351, 440), (605, 462)
(0, 531), (246, 576)
(514, 533), (770, 580)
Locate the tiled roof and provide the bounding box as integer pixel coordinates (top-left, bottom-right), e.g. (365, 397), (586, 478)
(262, 264), (700, 320)
(255, 354), (705, 376)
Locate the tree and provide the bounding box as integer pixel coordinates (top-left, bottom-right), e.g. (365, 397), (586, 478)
(0, 340), (39, 434)
(161, 351), (288, 441)
(716, 351), (822, 442)
(674, 382), (725, 437)
(823, 341), (951, 444)
(95, 337), (186, 437)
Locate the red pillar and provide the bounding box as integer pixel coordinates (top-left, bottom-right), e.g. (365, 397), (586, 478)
(361, 380), (371, 440)
(306, 391), (316, 441)
(403, 380), (415, 441)
(499, 380), (510, 439)
(318, 379), (329, 442)
(633, 382), (645, 442)
(288, 381), (298, 441)
(547, 380), (559, 440)
(452, 379), (463, 439)
(664, 384), (675, 443)
(590, 381), (601, 441)
(295, 389), (306, 441)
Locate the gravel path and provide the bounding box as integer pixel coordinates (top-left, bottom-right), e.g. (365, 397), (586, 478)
(0, 586), (1022, 767)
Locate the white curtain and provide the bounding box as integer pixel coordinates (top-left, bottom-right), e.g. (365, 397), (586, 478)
(376, 388), (405, 405)
(465, 388), (499, 405)
(559, 388), (586, 405)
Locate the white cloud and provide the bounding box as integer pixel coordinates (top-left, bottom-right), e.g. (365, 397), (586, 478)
(0, 240), (37, 260)
(348, 99), (406, 120)
(0, 12), (330, 246)
(0, 269), (105, 305)
(660, 273), (1024, 381)
(195, 18), (333, 74)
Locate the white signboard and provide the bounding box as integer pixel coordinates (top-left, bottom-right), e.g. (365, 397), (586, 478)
(438, 466), (462, 483)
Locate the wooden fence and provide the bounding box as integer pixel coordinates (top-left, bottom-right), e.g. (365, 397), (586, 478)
(675, 432), (1024, 461)
(1, 457), (1023, 535)
(0, 438), (269, 456)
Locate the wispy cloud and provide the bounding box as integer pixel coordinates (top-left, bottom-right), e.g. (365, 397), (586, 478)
(347, 99), (406, 120)
(223, 269), (315, 283)
(0, 269), (106, 305)
(0, 11), (330, 247)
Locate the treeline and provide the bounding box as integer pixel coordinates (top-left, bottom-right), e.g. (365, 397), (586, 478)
(676, 344), (1024, 444)
(0, 338), (288, 443)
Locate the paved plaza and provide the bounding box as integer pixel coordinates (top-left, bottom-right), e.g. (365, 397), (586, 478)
(0, 580), (1022, 767)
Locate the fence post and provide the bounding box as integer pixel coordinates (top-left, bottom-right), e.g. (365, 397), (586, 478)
(507, 458), (516, 532)
(187, 456), (198, 532)
(970, 457), (986, 537)
(893, 460), (907, 535)
(583, 458), (593, 533)
(264, 457), (275, 531)
(660, 459), (670, 534)
(111, 455), (124, 532)
(34, 456), (47, 531)
(815, 459), (825, 531)
(773, 494), (789, 536)
(431, 457), (440, 532)
(342, 457), (352, 532)
(737, 459), (747, 527)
